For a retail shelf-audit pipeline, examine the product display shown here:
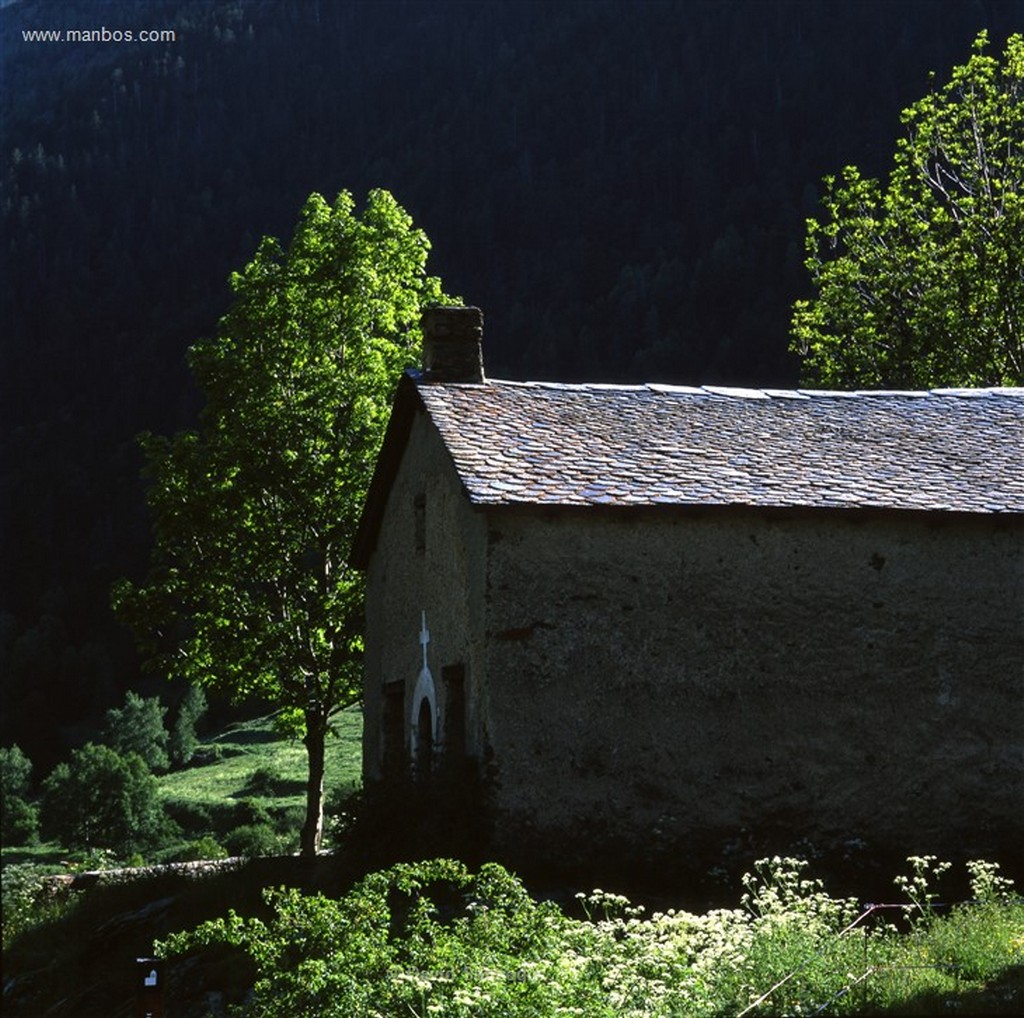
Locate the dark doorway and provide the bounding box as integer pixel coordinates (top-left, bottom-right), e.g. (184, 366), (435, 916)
(382, 681), (405, 776)
(415, 697), (433, 777)
(443, 664), (466, 759)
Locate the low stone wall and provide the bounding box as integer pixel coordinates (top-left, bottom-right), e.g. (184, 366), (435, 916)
(42, 856), (249, 892)
(39, 853), (353, 897)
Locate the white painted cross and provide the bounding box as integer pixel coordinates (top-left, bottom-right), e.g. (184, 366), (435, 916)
(419, 611), (430, 672)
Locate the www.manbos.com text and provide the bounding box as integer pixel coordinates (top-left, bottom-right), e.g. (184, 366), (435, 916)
(22, 27), (177, 44)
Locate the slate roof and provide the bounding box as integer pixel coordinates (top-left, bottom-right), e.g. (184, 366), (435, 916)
(416, 378), (1024, 514)
(350, 375), (1023, 568)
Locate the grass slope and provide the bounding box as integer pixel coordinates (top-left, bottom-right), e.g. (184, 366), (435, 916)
(162, 706), (363, 858)
(1, 707), (363, 868)
(163, 706), (362, 802)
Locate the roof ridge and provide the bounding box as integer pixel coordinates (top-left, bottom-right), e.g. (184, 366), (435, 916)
(455, 377), (1024, 400)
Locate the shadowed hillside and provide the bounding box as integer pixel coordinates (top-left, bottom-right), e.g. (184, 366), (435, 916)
(2, 0), (1021, 768)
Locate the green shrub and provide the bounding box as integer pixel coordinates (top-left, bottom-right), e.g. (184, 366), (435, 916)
(154, 856), (1024, 1017)
(1, 744), (33, 801)
(173, 835), (230, 863)
(224, 823), (284, 858)
(232, 797), (272, 828)
(918, 898), (1024, 982)
(2, 864), (79, 950)
(191, 744), (223, 766)
(164, 798), (213, 833)
(2, 795), (40, 846)
(273, 805), (304, 838)
(324, 785), (362, 849)
(40, 744), (171, 855)
(1, 745), (39, 846)
(169, 685), (208, 768)
(157, 859), (587, 1016)
(888, 859), (1024, 985)
(243, 766), (279, 797)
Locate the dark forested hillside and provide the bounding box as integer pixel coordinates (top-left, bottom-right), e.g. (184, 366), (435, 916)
(2, 0), (1020, 770)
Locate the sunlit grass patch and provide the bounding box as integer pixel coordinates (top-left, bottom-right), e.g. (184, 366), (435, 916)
(151, 707), (361, 857)
(159, 707), (362, 815)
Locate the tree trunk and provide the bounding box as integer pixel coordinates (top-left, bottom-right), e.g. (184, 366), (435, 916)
(300, 707), (328, 857)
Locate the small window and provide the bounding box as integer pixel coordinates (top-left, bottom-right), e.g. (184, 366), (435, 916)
(414, 493), (426, 553)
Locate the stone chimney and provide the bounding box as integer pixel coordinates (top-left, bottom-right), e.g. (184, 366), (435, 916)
(421, 306), (485, 383)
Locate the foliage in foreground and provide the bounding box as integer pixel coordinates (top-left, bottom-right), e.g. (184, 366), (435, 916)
(157, 856), (1024, 1017)
(1, 863), (78, 950)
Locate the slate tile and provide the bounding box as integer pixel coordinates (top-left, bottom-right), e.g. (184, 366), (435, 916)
(417, 378), (1024, 514)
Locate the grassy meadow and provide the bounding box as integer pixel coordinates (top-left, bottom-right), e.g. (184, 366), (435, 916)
(157, 707), (362, 858)
(1, 707), (362, 871)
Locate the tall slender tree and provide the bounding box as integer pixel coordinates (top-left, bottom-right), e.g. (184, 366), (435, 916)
(115, 190), (454, 855)
(104, 691), (171, 772)
(169, 684), (208, 768)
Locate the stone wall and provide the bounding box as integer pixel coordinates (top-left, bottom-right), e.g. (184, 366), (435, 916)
(362, 404), (490, 780)
(480, 506), (1023, 871)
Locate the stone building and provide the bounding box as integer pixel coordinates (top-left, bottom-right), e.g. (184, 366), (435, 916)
(351, 307), (1024, 880)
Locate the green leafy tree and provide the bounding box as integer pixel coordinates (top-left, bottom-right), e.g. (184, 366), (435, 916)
(0, 743), (33, 802)
(792, 32), (1024, 387)
(40, 743), (166, 854)
(104, 690), (171, 772)
(114, 190), (452, 856)
(169, 684), (208, 768)
(1, 744), (39, 845)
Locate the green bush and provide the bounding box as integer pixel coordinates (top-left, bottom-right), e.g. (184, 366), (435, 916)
(899, 860), (1023, 984)
(164, 798), (213, 834)
(155, 856), (1024, 1017)
(273, 805), (305, 840)
(169, 685), (208, 768)
(2, 864), (79, 950)
(40, 743), (171, 855)
(224, 823), (285, 858)
(232, 797), (272, 828)
(243, 766), (279, 797)
(173, 835), (230, 863)
(1, 745), (39, 846)
(921, 899), (1024, 982)
(324, 784), (362, 848)
(2, 795), (40, 846)
(191, 744), (223, 766)
(0, 744), (33, 800)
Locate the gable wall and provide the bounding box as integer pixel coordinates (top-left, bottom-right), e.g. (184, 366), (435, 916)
(480, 507), (1024, 868)
(362, 407), (489, 781)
